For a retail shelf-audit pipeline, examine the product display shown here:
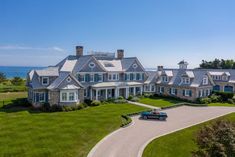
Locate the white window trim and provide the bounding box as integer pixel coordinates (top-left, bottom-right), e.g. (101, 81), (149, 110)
(80, 74), (85, 82)
(171, 88), (176, 95)
(42, 77), (49, 86)
(182, 77), (190, 84)
(160, 86), (164, 93)
(34, 92), (45, 103)
(90, 74), (94, 82)
(202, 77), (208, 85)
(98, 74), (103, 82)
(185, 89), (190, 97)
(60, 90), (78, 102)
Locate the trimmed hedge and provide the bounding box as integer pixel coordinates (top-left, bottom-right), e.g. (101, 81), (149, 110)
(213, 91), (234, 101)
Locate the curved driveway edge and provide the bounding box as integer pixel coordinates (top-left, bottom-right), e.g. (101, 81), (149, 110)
(88, 106), (235, 157)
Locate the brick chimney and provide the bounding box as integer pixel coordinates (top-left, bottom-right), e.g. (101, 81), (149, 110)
(157, 66), (164, 71)
(117, 49), (124, 59)
(76, 46), (83, 57)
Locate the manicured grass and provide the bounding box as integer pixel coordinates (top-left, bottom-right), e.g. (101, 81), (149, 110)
(0, 101), (147, 157)
(143, 113), (235, 157)
(0, 80), (27, 93)
(138, 97), (183, 108)
(208, 102), (235, 107)
(0, 92), (27, 107)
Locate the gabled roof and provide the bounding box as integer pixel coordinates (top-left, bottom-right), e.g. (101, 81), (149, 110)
(35, 67), (59, 77)
(208, 71), (230, 76)
(47, 72), (84, 90)
(144, 71), (157, 84)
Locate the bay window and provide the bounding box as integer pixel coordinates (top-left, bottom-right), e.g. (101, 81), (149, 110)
(60, 90), (78, 102)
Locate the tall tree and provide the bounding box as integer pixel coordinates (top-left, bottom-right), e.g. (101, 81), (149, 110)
(0, 72), (6, 83)
(192, 120), (235, 157)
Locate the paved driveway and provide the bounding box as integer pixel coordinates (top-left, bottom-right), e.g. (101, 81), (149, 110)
(88, 106), (235, 157)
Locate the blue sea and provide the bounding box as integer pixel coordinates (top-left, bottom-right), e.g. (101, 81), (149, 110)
(0, 66), (44, 78)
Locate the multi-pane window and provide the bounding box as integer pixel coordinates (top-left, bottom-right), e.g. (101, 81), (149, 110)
(182, 77), (190, 84)
(202, 77), (208, 85)
(62, 93), (67, 101)
(98, 74), (103, 82)
(108, 73), (119, 81)
(42, 77), (49, 85)
(69, 92), (75, 101)
(39, 93), (45, 102)
(60, 90), (78, 102)
(80, 75), (85, 82)
(161, 76), (168, 82)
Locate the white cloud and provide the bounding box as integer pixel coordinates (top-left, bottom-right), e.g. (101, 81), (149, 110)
(0, 45), (67, 53)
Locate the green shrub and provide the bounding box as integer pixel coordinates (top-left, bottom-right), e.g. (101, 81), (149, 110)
(120, 114), (131, 127)
(10, 77), (24, 86)
(143, 93), (152, 98)
(227, 99), (235, 104)
(90, 100), (101, 106)
(117, 96), (124, 100)
(114, 99), (127, 104)
(84, 99), (92, 106)
(127, 95), (133, 101)
(130, 96), (140, 102)
(209, 94), (222, 103)
(213, 91), (234, 101)
(198, 97), (211, 104)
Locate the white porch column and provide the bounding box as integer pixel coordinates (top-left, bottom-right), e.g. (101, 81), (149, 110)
(140, 86), (143, 95)
(133, 87), (136, 96)
(90, 89), (93, 100)
(126, 87), (129, 99)
(115, 88), (119, 98)
(105, 89), (108, 100)
(96, 89), (98, 100)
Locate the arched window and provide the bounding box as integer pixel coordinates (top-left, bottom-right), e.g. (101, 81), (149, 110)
(213, 85), (220, 91)
(224, 85), (233, 93)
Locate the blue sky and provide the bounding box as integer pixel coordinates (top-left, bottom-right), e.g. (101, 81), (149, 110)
(0, 0), (235, 68)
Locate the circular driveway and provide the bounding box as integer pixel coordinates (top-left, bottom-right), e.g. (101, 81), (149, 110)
(88, 106), (235, 157)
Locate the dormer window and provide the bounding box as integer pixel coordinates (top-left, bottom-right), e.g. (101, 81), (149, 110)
(42, 77), (49, 85)
(222, 75), (228, 81)
(182, 77), (190, 84)
(202, 77), (208, 85)
(161, 76), (168, 82)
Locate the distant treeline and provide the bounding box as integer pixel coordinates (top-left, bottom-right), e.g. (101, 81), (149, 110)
(199, 59), (235, 69)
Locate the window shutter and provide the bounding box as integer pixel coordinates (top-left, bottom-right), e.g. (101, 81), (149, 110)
(183, 90), (185, 96)
(175, 89), (177, 95)
(45, 93), (48, 102)
(94, 74), (98, 82)
(77, 74), (80, 81)
(189, 90), (192, 97)
(36, 93), (39, 102)
(162, 87), (165, 93)
(169, 88), (171, 94)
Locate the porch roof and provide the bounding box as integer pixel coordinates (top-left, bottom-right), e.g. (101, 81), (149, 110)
(92, 81), (143, 88)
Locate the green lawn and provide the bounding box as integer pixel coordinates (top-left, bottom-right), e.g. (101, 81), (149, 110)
(143, 113), (235, 157)
(208, 102), (235, 107)
(138, 97), (183, 108)
(0, 93), (147, 157)
(0, 83), (27, 93)
(0, 92), (27, 107)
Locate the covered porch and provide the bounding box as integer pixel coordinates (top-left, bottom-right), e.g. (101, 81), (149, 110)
(90, 82), (143, 100)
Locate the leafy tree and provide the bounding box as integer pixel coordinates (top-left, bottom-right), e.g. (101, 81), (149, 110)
(199, 59), (235, 69)
(11, 77), (24, 86)
(0, 72), (6, 83)
(192, 120), (235, 157)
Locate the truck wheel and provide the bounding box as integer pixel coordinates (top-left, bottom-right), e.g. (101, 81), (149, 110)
(143, 116), (147, 120)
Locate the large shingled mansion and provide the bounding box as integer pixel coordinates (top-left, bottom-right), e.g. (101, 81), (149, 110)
(27, 46), (235, 107)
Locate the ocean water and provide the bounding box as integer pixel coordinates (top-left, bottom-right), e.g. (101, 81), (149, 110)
(0, 66), (44, 78)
